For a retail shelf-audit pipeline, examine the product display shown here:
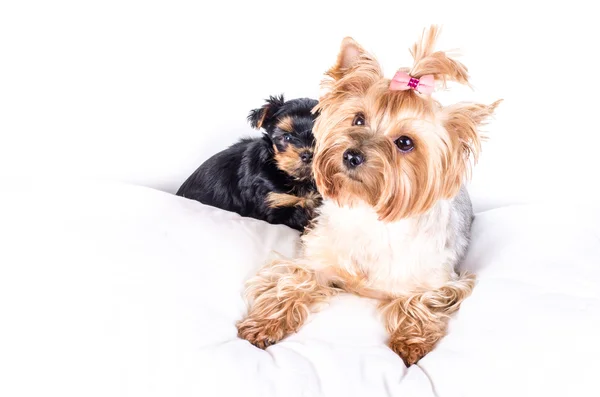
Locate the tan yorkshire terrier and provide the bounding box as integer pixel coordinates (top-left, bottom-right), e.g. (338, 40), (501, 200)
(237, 26), (501, 365)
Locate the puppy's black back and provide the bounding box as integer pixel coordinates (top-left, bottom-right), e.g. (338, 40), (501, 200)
(178, 136), (288, 217)
(177, 138), (254, 212)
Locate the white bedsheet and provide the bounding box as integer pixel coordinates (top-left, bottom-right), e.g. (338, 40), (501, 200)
(1, 181), (599, 397)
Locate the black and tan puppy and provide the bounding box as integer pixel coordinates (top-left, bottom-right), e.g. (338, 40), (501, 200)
(176, 95), (321, 231)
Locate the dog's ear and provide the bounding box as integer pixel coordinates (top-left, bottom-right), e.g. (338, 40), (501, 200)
(439, 99), (502, 198)
(326, 37), (382, 81)
(248, 95), (286, 130)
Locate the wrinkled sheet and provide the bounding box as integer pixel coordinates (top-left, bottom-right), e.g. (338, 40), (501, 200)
(1, 182), (599, 397)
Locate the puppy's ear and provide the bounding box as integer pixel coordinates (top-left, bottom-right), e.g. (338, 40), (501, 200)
(440, 99), (502, 197)
(326, 37), (382, 81)
(248, 95), (285, 130)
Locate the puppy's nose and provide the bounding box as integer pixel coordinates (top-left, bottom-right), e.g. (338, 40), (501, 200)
(343, 149), (365, 169)
(300, 152), (313, 163)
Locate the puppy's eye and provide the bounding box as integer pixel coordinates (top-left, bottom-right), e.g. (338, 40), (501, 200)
(283, 134), (292, 141)
(394, 136), (414, 152)
(352, 113), (365, 126)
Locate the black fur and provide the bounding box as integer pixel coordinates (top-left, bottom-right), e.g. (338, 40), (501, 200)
(176, 95), (320, 231)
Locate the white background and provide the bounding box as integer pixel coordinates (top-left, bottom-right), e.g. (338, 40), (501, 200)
(1, 0), (599, 211)
(2, 4), (600, 397)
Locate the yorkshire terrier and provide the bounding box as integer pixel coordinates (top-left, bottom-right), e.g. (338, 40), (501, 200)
(176, 95), (321, 232)
(237, 26), (502, 365)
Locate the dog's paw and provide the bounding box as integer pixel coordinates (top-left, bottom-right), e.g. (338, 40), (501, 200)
(236, 317), (285, 349)
(388, 338), (432, 366)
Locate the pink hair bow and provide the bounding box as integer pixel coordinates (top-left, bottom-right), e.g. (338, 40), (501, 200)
(389, 71), (435, 95)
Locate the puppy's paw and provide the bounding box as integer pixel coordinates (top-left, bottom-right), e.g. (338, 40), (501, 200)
(236, 317), (286, 349)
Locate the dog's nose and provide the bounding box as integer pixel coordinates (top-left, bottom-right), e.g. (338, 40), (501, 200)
(300, 152), (313, 163)
(343, 149), (365, 169)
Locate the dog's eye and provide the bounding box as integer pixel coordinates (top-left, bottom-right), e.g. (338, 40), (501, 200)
(283, 134), (292, 141)
(352, 113), (365, 126)
(394, 136), (414, 153)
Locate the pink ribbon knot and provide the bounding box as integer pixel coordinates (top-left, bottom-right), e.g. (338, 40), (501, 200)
(389, 71), (435, 95)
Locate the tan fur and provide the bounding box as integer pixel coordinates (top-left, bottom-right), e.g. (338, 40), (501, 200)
(236, 259), (336, 348)
(273, 145), (313, 180)
(254, 109), (269, 130)
(439, 99), (503, 196)
(321, 266), (392, 300)
(276, 116), (294, 132)
(314, 25), (501, 221)
(266, 191), (321, 209)
(379, 274), (475, 365)
(266, 192), (304, 208)
(409, 26), (470, 87)
(237, 259), (389, 349)
(238, 26), (499, 365)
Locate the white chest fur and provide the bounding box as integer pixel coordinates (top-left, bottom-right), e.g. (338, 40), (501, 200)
(302, 199), (465, 294)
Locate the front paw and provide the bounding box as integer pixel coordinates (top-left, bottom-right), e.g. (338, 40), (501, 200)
(389, 338), (431, 366)
(236, 317), (285, 349)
